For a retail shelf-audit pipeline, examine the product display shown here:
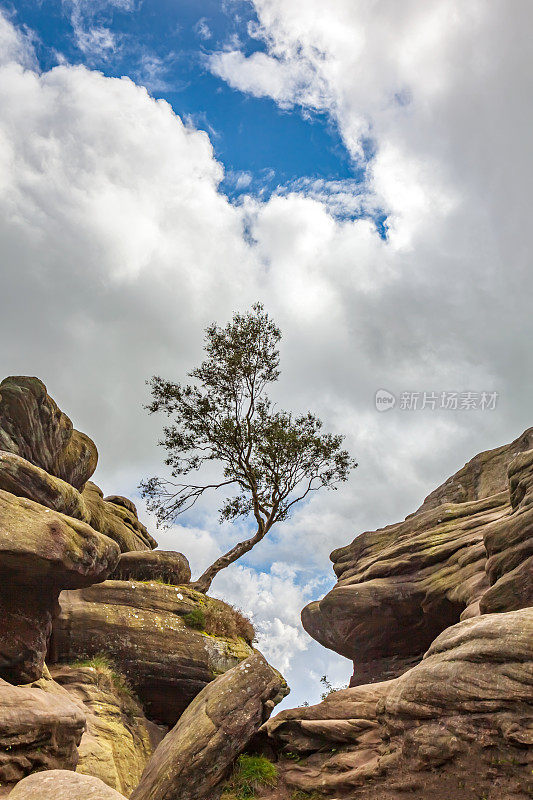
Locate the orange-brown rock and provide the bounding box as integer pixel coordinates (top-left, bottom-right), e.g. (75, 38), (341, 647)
(302, 429), (533, 684)
(262, 609), (533, 800)
(0, 377), (98, 491)
(0, 674), (85, 785)
(131, 652), (288, 800)
(0, 491), (119, 683)
(8, 770), (127, 799)
(52, 581), (256, 725)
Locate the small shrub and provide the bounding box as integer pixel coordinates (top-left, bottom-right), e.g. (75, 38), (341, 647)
(71, 654), (135, 700)
(320, 675), (344, 700)
(184, 607), (206, 630)
(291, 791), (323, 800)
(224, 755), (278, 799)
(203, 601), (255, 644)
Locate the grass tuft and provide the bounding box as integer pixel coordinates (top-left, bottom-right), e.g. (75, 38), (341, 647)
(182, 601), (255, 644)
(183, 607), (206, 630)
(71, 654), (136, 700)
(224, 755), (278, 799)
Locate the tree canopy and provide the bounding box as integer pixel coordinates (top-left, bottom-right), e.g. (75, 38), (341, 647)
(141, 303), (356, 593)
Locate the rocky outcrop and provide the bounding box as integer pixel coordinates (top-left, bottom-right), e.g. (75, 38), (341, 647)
(0, 377), (159, 684)
(111, 549), (191, 584)
(50, 664), (165, 796)
(416, 426), (533, 511)
(0, 377), (156, 554)
(303, 428), (533, 685)
(259, 432), (533, 800)
(8, 770), (127, 799)
(0, 377), (98, 491)
(0, 491), (119, 683)
(480, 449), (533, 614)
(0, 674), (85, 785)
(131, 652), (288, 800)
(262, 609), (533, 799)
(0, 376), (290, 799)
(81, 482), (156, 553)
(53, 581), (256, 725)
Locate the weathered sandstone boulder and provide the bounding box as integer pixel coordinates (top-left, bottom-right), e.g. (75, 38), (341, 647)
(53, 581), (256, 725)
(0, 491), (119, 683)
(8, 770), (127, 799)
(480, 449), (533, 613)
(0, 675), (85, 785)
(81, 482), (156, 553)
(50, 664), (165, 796)
(302, 429), (533, 684)
(111, 550), (191, 584)
(0, 377), (98, 491)
(416, 427), (533, 511)
(131, 652), (288, 800)
(262, 609), (533, 799)
(302, 492), (507, 683)
(0, 451), (91, 522)
(0, 453), (155, 553)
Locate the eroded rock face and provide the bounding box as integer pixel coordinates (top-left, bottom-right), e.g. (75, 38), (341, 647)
(302, 492), (507, 683)
(480, 449), (533, 614)
(53, 581), (256, 725)
(416, 427), (533, 511)
(0, 675), (85, 785)
(111, 550), (191, 584)
(8, 770), (127, 799)
(302, 429), (533, 684)
(50, 665), (166, 796)
(0, 376), (159, 682)
(131, 652), (288, 800)
(0, 377), (98, 491)
(0, 491), (120, 683)
(262, 609), (533, 799)
(81, 482), (157, 553)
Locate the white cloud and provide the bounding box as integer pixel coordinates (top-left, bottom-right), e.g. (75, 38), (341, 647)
(1, 4), (533, 704)
(194, 18), (212, 42)
(62, 0), (136, 59)
(0, 10), (37, 69)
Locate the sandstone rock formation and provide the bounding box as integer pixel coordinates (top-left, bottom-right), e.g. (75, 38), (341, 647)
(111, 549), (191, 585)
(303, 428), (533, 684)
(81, 482), (157, 553)
(480, 448), (533, 614)
(257, 432), (533, 800)
(53, 581), (256, 725)
(0, 490), (120, 683)
(262, 609), (533, 799)
(0, 377), (160, 685)
(0, 377), (98, 491)
(131, 652), (288, 800)
(0, 674), (85, 784)
(8, 770), (127, 799)
(50, 664), (166, 796)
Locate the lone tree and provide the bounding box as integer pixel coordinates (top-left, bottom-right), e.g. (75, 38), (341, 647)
(141, 303), (356, 593)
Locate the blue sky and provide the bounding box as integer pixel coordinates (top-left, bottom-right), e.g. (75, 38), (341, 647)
(1, 0), (532, 708)
(7, 0), (358, 201)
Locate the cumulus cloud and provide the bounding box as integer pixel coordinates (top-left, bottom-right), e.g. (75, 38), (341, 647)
(1, 3), (533, 701)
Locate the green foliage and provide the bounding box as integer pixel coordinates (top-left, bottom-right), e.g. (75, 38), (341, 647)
(141, 303), (357, 591)
(203, 602), (255, 644)
(224, 755), (278, 799)
(320, 674), (344, 700)
(71, 654), (135, 700)
(183, 607), (206, 630)
(291, 790), (323, 800)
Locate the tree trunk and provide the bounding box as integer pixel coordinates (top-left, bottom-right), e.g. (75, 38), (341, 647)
(190, 525), (268, 594)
